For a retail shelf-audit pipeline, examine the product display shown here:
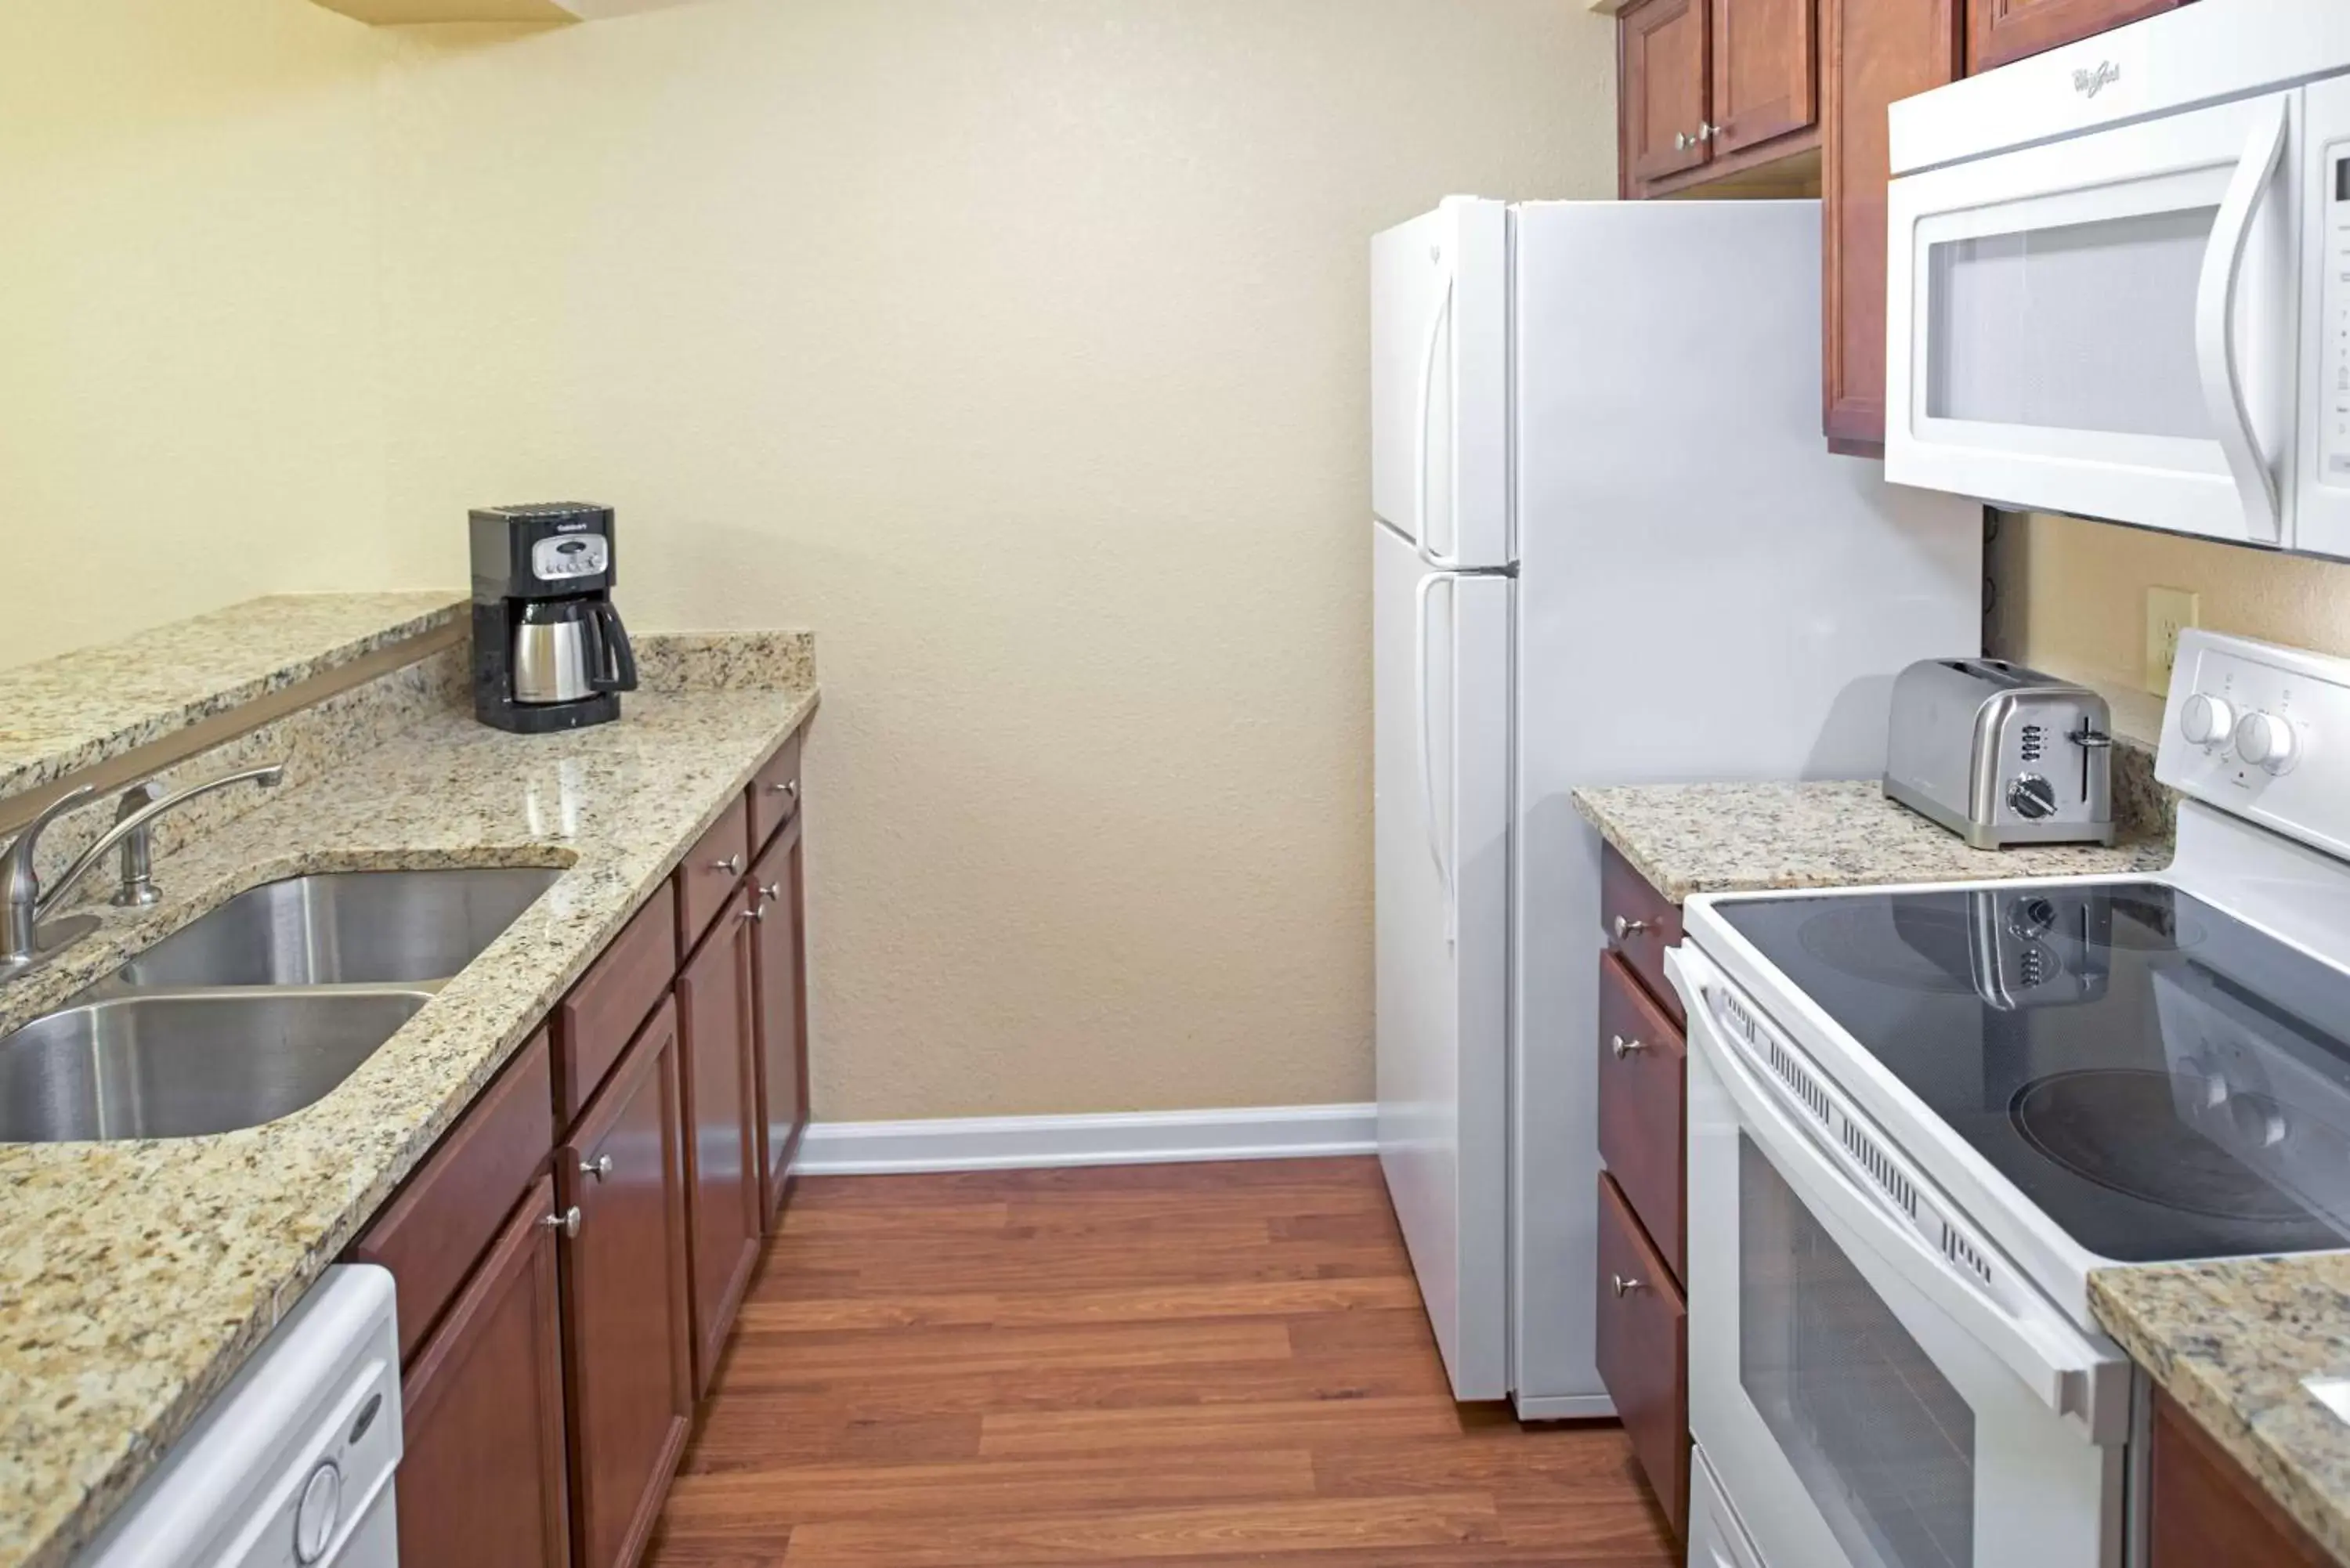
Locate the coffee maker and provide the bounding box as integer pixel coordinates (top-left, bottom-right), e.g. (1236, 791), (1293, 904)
(470, 503), (640, 733)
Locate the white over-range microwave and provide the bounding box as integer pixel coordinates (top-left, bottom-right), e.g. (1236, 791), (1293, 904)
(1885, 0), (2350, 558)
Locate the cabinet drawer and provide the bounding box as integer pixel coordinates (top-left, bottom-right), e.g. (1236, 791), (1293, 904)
(1602, 841), (1684, 1024)
(1596, 1171), (1689, 1538)
(1597, 951), (1687, 1282)
(352, 1028), (554, 1363)
(555, 884), (678, 1127)
(747, 731), (803, 851)
(674, 797), (751, 953)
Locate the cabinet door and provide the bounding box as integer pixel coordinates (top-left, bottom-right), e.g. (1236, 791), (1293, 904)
(1821, 0), (1962, 451)
(396, 1175), (570, 1568)
(1967, 0), (2182, 74)
(559, 999), (694, 1568)
(1621, 0), (1711, 193)
(2149, 1387), (2330, 1568)
(751, 813), (809, 1230)
(678, 897), (763, 1396)
(1711, 0), (1816, 157)
(1595, 1172), (1689, 1537)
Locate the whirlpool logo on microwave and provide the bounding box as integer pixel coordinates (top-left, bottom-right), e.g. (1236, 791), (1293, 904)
(2073, 60), (2121, 99)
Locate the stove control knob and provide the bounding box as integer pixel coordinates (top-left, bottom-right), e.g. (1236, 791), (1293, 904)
(2006, 774), (2058, 821)
(2233, 710), (2298, 772)
(2181, 692), (2236, 746)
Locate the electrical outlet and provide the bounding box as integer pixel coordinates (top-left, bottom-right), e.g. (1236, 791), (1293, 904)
(2145, 587), (2200, 696)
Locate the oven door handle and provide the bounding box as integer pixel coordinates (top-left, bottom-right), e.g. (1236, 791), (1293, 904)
(2194, 96), (2289, 546)
(1672, 945), (2131, 1445)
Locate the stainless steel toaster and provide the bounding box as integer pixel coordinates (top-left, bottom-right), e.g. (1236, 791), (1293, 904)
(1883, 658), (2116, 849)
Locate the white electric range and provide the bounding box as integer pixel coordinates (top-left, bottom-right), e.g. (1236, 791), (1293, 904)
(1667, 630), (2350, 1568)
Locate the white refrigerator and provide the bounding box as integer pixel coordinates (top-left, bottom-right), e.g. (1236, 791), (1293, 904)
(1372, 197), (1984, 1417)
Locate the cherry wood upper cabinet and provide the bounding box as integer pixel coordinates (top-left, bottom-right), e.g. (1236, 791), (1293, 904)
(1622, 0), (1712, 193)
(559, 999), (695, 1568)
(395, 1176), (573, 1568)
(1712, 0), (1819, 158)
(1967, 0), (2185, 73)
(1821, 0), (1963, 453)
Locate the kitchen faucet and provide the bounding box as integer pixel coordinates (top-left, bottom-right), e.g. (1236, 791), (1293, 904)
(0, 761), (285, 979)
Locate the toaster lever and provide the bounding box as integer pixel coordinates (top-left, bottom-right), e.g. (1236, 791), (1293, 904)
(2070, 722), (2113, 750)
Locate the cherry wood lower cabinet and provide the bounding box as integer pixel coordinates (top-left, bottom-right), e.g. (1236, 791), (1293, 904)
(559, 998), (696, 1568)
(2149, 1387), (2330, 1568)
(1967, 0), (2182, 72)
(751, 811), (810, 1227)
(1597, 952), (1689, 1281)
(395, 1174), (572, 1568)
(678, 894), (764, 1395)
(1596, 1172), (1690, 1537)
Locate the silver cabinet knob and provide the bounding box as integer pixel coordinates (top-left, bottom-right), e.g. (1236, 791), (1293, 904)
(542, 1205), (583, 1238)
(1611, 1274), (1643, 1298)
(580, 1155), (613, 1182)
(1613, 915), (1650, 941)
(1611, 1034), (1647, 1060)
(1697, 121), (1719, 141)
(770, 779), (800, 800)
(1674, 131), (1693, 150)
(713, 853), (745, 876)
(759, 881), (784, 905)
(739, 905), (766, 923)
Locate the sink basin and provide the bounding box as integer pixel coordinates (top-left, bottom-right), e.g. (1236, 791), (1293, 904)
(114, 869), (565, 988)
(0, 989), (432, 1141)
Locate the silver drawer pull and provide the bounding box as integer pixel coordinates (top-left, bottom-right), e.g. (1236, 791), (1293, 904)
(712, 853), (745, 876)
(580, 1155), (613, 1182)
(543, 1205), (583, 1239)
(740, 905), (766, 923)
(760, 882), (784, 905)
(1613, 915), (1650, 941)
(1611, 1274), (1643, 1298)
(1611, 1034), (1646, 1060)
(770, 779), (800, 800)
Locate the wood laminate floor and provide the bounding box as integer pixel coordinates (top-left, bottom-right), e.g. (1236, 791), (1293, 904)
(645, 1156), (1679, 1567)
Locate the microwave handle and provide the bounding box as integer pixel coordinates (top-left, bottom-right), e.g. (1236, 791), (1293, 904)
(2195, 97), (2290, 545)
(1669, 944), (2131, 1446)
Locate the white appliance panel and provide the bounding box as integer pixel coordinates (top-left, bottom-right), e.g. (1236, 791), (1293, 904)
(1679, 953), (2128, 1568)
(1506, 198), (1983, 1408)
(1372, 519), (1510, 1400)
(1369, 201), (1511, 569)
(1886, 88), (2302, 547)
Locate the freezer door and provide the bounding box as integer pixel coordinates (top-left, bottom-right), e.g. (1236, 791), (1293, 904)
(1370, 200), (1510, 568)
(1373, 521), (1510, 1400)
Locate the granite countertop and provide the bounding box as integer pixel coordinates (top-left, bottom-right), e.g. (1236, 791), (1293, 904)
(2093, 1260), (2350, 1562)
(0, 592), (464, 801)
(0, 674), (816, 1568)
(1571, 779), (2170, 904)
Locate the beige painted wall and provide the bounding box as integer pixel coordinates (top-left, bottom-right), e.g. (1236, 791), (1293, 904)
(1992, 511), (2350, 735)
(358, 0), (1618, 1118)
(0, 0), (386, 668)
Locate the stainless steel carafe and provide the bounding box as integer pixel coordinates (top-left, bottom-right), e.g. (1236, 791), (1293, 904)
(512, 598), (637, 706)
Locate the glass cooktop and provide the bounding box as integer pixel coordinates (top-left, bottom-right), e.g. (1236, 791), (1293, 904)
(1718, 881), (2350, 1263)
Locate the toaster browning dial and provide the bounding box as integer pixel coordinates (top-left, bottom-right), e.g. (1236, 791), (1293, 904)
(2006, 775), (2059, 821)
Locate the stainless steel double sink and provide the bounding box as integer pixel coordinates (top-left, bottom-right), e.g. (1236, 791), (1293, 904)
(0, 869), (562, 1143)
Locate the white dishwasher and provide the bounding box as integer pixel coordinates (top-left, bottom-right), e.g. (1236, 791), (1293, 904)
(78, 1265), (402, 1568)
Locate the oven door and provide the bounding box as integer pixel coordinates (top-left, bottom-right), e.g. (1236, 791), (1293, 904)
(1670, 945), (2129, 1568)
(1886, 89), (2300, 548)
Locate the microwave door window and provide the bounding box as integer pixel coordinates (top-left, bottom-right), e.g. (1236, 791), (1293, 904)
(1741, 1136), (1977, 1568)
(1926, 207), (2220, 441)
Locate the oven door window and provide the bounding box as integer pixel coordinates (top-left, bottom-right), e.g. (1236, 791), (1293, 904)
(1740, 1136), (1976, 1568)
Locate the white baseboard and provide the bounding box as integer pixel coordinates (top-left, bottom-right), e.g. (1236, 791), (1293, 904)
(795, 1103), (1379, 1176)
(1513, 1393), (1617, 1423)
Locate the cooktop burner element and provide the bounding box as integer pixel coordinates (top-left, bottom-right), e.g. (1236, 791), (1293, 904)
(1719, 880), (2350, 1261)
(2011, 1069), (2311, 1223)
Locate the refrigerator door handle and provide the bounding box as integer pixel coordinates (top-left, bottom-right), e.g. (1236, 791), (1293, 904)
(1415, 569), (1459, 944)
(1414, 268), (1457, 569)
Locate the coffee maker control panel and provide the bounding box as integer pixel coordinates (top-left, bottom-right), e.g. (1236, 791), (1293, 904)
(532, 533), (610, 582)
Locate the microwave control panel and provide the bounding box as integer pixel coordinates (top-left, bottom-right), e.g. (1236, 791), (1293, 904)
(2330, 150), (2350, 482)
